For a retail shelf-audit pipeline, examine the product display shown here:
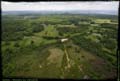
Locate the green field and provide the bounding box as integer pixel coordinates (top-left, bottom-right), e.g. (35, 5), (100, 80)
(2, 14), (118, 79)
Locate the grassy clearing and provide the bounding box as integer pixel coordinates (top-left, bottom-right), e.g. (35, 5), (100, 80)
(94, 19), (111, 24)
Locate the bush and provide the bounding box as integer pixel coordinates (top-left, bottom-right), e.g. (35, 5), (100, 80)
(14, 42), (20, 47)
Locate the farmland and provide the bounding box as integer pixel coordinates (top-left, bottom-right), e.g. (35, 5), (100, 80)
(2, 14), (118, 79)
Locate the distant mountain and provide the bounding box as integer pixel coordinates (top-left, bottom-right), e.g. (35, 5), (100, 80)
(2, 10), (118, 15)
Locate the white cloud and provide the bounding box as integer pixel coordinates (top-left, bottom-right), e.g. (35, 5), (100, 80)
(1, 1), (119, 11)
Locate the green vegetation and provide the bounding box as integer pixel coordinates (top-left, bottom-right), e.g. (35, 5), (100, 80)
(2, 14), (118, 79)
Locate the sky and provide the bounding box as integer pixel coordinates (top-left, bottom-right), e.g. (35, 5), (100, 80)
(1, 1), (119, 11)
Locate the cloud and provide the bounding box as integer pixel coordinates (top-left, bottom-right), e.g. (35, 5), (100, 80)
(1, 1), (119, 11)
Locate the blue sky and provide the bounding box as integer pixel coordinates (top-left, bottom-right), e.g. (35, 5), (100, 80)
(2, 1), (119, 11)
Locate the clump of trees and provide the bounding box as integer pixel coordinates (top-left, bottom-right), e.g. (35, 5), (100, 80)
(31, 23), (44, 33)
(2, 19), (45, 41)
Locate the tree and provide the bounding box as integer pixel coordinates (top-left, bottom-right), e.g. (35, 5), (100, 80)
(14, 42), (19, 47)
(90, 21), (95, 24)
(31, 40), (34, 45)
